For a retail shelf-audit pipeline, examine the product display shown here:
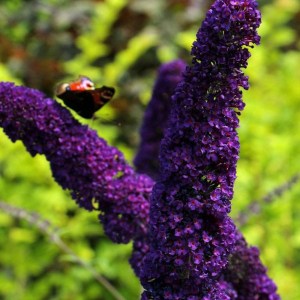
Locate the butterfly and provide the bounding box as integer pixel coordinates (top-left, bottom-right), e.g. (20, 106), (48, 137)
(55, 76), (115, 119)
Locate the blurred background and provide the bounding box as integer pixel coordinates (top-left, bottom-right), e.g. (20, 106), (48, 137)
(0, 0), (299, 299)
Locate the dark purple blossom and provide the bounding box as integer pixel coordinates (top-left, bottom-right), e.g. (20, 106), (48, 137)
(140, 0), (273, 299)
(0, 82), (153, 244)
(224, 233), (280, 300)
(134, 60), (186, 180)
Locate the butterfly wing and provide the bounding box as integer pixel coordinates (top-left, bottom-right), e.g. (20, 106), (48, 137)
(57, 86), (115, 119)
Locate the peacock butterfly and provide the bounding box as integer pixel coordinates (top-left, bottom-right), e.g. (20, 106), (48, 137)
(55, 76), (115, 119)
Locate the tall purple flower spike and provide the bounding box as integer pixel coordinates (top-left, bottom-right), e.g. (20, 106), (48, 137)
(131, 60), (187, 277)
(140, 0), (279, 299)
(0, 82), (153, 244)
(134, 60), (187, 180)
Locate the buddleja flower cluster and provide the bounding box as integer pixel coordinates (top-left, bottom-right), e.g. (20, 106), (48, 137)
(0, 0), (280, 299)
(140, 0), (279, 299)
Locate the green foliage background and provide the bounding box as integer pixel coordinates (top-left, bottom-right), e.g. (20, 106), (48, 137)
(0, 0), (299, 299)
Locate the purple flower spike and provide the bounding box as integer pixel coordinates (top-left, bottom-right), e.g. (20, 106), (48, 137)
(0, 82), (153, 244)
(140, 0), (265, 299)
(134, 60), (186, 180)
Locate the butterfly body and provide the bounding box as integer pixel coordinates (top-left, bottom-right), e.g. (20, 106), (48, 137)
(55, 76), (115, 119)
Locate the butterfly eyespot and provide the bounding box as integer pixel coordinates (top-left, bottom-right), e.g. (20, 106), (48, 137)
(79, 76), (95, 90)
(55, 83), (70, 96)
(85, 82), (95, 90)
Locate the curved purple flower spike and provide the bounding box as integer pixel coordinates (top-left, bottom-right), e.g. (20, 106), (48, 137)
(0, 82), (153, 244)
